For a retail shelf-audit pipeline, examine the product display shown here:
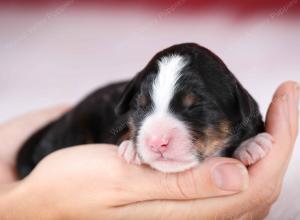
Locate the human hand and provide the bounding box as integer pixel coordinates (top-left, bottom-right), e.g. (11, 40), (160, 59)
(0, 105), (70, 184)
(0, 104), (248, 219)
(87, 81), (296, 220)
(0, 81), (298, 220)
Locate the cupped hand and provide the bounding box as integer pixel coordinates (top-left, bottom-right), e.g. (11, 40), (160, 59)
(0, 105), (70, 183)
(0, 81), (298, 220)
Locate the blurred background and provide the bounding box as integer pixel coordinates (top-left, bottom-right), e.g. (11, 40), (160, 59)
(0, 1), (299, 219)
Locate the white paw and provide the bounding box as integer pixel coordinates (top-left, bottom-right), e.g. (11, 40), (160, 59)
(234, 133), (274, 166)
(118, 140), (141, 165)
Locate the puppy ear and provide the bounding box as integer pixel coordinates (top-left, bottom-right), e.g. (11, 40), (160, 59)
(115, 54), (158, 115)
(233, 80), (262, 129)
(115, 72), (144, 115)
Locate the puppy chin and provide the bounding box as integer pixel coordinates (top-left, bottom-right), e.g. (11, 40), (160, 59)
(148, 159), (199, 173)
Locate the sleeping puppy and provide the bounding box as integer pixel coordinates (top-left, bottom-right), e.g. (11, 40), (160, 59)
(16, 43), (273, 178)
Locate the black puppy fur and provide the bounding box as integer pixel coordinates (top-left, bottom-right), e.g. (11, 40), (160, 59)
(16, 43), (264, 178)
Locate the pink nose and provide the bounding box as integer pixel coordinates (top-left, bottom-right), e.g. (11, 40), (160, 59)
(147, 135), (170, 153)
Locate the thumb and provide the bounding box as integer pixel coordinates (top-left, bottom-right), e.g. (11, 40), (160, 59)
(119, 157), (248, 204)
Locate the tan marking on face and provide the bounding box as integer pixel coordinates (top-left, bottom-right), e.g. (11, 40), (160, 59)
(137, 94), (148, 108)
(182, 94), (196, 108)
(218, 120), (231, 134)
(194, 120), (231, 157)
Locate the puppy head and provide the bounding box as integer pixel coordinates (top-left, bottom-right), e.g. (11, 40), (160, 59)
(115, 43), (262, 172)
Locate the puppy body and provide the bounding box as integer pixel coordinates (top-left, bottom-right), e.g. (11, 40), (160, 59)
(17, 43), (269, 178)
(17, 82), (131, 177)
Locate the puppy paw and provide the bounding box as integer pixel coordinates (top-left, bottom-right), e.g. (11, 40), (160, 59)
(233, 133), (274, 166)
(118, 140), (141, 165)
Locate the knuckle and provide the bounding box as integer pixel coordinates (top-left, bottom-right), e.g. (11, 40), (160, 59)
(255, 182), (282, 206)
(174, 173), (190, 199)
(171, 169), (200, 199)
(238, 208), (270, 220)
(257, 206), (272, 220)
(159, 173), (179, 198)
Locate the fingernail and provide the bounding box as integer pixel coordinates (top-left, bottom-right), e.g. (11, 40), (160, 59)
(212, 163), (249, 192)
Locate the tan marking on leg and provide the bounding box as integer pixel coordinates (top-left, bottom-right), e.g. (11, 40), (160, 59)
(119, 117), (136, 143)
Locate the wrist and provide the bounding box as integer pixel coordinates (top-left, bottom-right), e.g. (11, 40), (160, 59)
(0, 182), (22, 220)
(0, 180), (62, 220)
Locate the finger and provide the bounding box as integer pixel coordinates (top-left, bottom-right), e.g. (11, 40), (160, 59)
(117, 157), (248, 205)
(113, 82), (299, 218)
(118, 82), (298, 205)
(42, 144), (248, 217)
(291, 82), (299, 140)
(36, 144), (248, 207)
(113, 196), (250, 220)
(212, 82), (300, 214)
(113, 187), (272, 220)
(263, 81), (299, 175)
(285, 81), (299, 141)
(269, 81), (299, 143)
(248, 205), (271, 220)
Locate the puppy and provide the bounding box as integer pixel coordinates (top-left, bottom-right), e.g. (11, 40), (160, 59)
(16, 43), (273, 178)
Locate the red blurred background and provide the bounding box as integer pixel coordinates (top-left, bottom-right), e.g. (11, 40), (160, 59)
(2, 0), (300, 15)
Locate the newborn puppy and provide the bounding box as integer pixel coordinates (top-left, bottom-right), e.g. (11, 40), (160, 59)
(16, 43), (273, 178)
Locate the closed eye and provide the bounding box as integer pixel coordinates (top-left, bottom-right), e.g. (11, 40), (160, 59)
(187, 103), (202, 111)
(182, 94), (198, 109)
(137, 94), (151, 109)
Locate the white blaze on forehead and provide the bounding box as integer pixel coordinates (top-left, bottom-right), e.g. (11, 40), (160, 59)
(137, 55), (197, 172)
(151, 55), (187, 113)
